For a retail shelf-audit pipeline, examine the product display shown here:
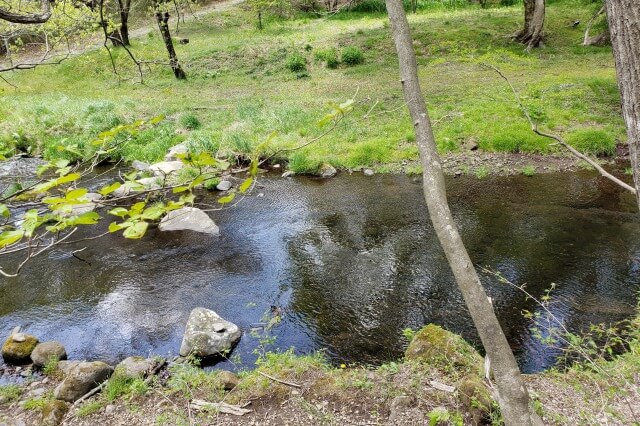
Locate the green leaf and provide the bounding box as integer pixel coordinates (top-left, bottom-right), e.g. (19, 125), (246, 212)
(179, 193), (195, 204)
(99, 182), (121, 196)
(69, 212), (100, 225)
(189, 175), (206, 189)
(249, 159), (259, 177)
(218, 193), (236, 205)
(123, 221), (148, 239)
(108, 207), (129, 218)
(130, 202), (146, 214)
(172, 186), (190, 194)
(239, 177), (253, 194)
(109, 221), (128, 233)
(66, 188), (88, 200)
(0, 204), (10, 218)
(141, 204), (165, 220)
(0, 230), (24, 248)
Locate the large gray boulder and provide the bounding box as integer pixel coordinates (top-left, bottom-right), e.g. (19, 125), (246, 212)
(113, 356), (158, 380)
(54, 361), (113, 402)
(158, 207), (219, 235)
(31, 341), (67, 367)
(57, 360), (81, 376)
(180, 308), (241, 357)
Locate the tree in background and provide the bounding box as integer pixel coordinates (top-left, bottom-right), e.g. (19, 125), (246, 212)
(605, 0), (640, 211)
(152, 0), (186, 79)
(383, 0), (541, 423)
(514, 0), (545, 50)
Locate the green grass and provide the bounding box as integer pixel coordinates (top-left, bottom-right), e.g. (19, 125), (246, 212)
(0, 384), (22, 403)
(0, 0), (624, 173)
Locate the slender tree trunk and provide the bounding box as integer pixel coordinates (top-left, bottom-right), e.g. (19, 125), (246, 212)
(118, 0), (131, 46)
(605, 0), (640, 211)
(383, 0), (540, 424)
(514, 0), (545, 50)
(153, 1), (186, 80)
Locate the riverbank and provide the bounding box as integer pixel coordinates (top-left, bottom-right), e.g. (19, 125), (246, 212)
(1, 317), (638, 425)
(0, 0), (625, 176)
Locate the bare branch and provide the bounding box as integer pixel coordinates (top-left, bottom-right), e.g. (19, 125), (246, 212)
(484, 63), (636, 195)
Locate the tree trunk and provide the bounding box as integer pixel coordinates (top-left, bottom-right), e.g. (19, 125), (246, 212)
(153, 2), (186, 80)
(383, 0), (540, 424)
(605, 0), (640, 211)
(118, 0), (131, 46)
(514, 0), (545, 50)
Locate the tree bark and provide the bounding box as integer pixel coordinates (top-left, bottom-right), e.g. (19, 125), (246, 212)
(514, 0), (545, 50)
(605, 0), (640, 211)
(0, 0), (51, 24)
(153, 1), (186, 80)
(383, 0), (540, 424)
(118, 0), (131, 46)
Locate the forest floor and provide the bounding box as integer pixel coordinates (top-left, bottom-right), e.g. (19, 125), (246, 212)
(0, 0), (631, 179)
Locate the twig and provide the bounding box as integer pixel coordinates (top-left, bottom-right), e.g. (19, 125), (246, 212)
(257, 371), (301, 388)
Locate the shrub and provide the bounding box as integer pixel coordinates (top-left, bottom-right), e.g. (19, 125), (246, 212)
(314, 48), (339, 69)
(180, 113), (201, 130)
(521, 165), (536, 177)
(341, 46), (364, 66)
(286, 53), (307, 72)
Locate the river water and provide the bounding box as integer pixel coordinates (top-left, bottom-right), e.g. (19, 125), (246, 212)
(1, 171), (639, 373)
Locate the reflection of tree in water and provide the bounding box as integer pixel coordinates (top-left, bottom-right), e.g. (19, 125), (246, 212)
(287, 174), (640, 371)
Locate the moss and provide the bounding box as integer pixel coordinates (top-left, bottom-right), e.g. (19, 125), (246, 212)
(41, 400), (70, 426)
(404, 324), (483, 375)
(1, 334), (39, 364)
(457, 374), (494, 424)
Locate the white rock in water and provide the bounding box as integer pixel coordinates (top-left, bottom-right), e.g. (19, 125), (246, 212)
(180, 308), (241, 357)
(150, 161), (184, 176)
(165, 143), (189, 161)
(317, 163), (337, 178)
(137, 177), (162, 190)
(216, 180), (232, 191)
(131, 160), (150, 171)
(363, 169), (375, 176)
(158, 207), (219, 235)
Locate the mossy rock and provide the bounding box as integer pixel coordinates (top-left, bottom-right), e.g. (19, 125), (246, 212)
(1, 333), (39, 364)
(457, 375), (494, 425)
(41, 400), (70, 426)
(404, 324), (483, 374)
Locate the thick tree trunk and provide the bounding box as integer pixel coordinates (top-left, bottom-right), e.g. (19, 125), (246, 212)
(383, 0), (540, 424)
(118, 0), (131, 46)
(514, 0), (545, 50)
(605, 0), (640, 211)
(153, 3), (186, 80)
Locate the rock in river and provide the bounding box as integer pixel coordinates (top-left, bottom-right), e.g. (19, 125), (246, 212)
(54, 361), (113, 402)
(158, 207), (219, 235)
(1, 330), (39, 365)
(31, 341), (67, 368)
(149, 161), (184, 176)
(180, 308), (241, 357)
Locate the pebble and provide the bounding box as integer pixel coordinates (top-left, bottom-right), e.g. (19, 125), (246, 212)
(105, 404), (116, 415)
(363, 169), (375, 176)
(216, 180), (232, 191)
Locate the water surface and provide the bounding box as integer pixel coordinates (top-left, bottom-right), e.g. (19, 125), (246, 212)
(1, 171), (638, 374)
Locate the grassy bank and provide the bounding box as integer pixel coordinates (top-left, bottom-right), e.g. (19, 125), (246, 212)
(0, 0), (623, 174)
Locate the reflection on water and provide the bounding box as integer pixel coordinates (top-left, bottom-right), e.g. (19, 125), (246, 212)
(1, 171), (638, 373)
